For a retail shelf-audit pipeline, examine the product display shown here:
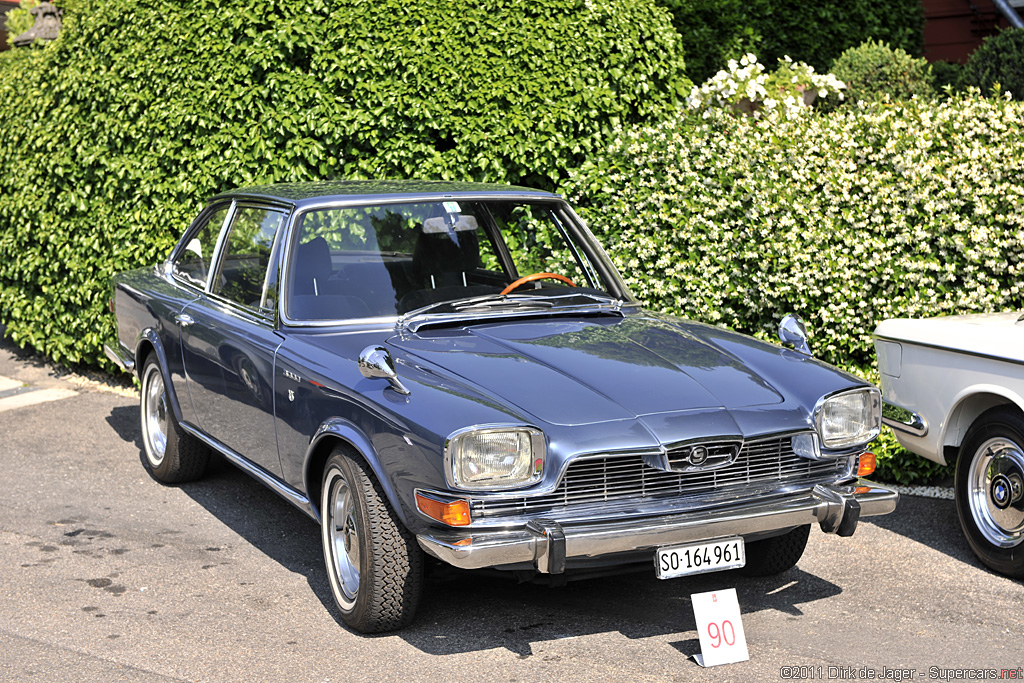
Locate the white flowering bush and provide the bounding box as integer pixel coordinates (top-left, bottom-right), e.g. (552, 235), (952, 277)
(686, 54), (845, 118)
(567, 90), (1024, 482)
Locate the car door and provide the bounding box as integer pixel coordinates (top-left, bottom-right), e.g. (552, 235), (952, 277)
(166, 202), (234, 427)
(180, 202), (289, 476)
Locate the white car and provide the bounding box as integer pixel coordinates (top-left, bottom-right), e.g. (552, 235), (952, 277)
(874, 313), (1024, 578)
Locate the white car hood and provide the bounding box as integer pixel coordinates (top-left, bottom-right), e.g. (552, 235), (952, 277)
(875, 312), (1024, 362)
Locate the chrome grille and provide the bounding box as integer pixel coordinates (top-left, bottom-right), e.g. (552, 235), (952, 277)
(665, 440), (741, 470)
(470, 433), (849, 519)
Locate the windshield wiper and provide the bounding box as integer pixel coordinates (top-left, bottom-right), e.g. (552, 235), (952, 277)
(453, 295), (555, 311)
(397, 291), (625, 331)
(398, 293), (511, 321)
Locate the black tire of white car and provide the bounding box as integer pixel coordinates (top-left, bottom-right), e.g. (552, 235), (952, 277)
(139, 356), (210, 484)
(956, 407), (1024, 578)
(740, 525), (810, 576)
(320, 448), (424, 633)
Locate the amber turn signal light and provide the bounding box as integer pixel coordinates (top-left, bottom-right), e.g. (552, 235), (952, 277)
(857, 451), (876, 477)
(415, 493), (471, 527)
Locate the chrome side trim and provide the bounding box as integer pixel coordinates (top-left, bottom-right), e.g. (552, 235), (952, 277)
(882, 400), (929, 437)
(417, 481), (898, 573)
(103, 342), (135, 373)
(179, 423), (315, 519)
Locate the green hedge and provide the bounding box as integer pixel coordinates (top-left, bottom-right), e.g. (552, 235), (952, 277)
(829, 39), (934, 105)
(657, 0), (924, 83)
(960, 28), (1024, 99)
(566, 93), (1024, 482)
(0, 0), (688, 365)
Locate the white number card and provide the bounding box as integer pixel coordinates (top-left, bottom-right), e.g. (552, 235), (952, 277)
(690, 588), (749, 667)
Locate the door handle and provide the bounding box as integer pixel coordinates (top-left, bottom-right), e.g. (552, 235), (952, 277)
(175, 313), (195, 327)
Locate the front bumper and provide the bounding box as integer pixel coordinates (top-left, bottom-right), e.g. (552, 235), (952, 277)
(417, 480), (898, 574)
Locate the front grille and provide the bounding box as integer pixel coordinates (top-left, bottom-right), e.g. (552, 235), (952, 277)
(665, 440), (741, 470)
(470, 433), (849, 519)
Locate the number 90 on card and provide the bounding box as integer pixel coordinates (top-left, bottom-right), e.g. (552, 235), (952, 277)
(654, 537), (745, 579)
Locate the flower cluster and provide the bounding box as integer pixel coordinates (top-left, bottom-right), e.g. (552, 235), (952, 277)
(686, 53), (846, 119)
(567, 91), (1024, 482)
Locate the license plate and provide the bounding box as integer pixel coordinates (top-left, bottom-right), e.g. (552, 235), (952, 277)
(654, 537), (745, 579)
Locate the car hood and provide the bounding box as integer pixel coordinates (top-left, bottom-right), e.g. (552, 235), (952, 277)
(875, 313), (1024, 362)
(388, 315), (785, 430)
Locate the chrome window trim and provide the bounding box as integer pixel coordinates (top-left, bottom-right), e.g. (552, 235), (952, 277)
(276, 195), (631, 328)
(207, 202), (287, 300)
(258, 207), (291, 313)
(196, 289), (277, 329)
(176, 201), (288, 325)
(166, 200), (236, 292)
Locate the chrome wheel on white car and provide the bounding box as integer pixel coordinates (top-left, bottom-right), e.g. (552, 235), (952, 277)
(957, 408), (1024, 578)
(967, 438), (1024, 547)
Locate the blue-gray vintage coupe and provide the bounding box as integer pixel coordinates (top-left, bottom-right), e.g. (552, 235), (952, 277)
(106, 181), (898, 632)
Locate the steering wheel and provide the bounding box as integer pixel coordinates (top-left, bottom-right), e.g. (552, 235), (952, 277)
(500, 272), (577, 295)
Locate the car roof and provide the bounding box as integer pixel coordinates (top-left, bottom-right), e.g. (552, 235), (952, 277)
(212, 180), (561, 208)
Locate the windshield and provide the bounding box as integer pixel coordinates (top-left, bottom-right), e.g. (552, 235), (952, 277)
(284, 199), (622, 321)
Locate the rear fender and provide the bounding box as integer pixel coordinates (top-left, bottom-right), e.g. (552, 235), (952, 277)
(134, 328), (187, 426)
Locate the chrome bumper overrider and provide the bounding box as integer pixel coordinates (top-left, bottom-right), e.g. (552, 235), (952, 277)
(416, 481), (898, 574)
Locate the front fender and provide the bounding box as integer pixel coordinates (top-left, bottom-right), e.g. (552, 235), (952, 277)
(942, 383), (1024, 459)
(303, 417), (415, 529)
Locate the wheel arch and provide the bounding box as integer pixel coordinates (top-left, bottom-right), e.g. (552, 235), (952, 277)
(134, 328), (187, 426)
(303, 418), (412, 529)
(942, 386), (1024, 463)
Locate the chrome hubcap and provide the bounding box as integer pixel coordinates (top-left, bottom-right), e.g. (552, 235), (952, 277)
(328, 474), (361, 605)
(143, 366), (168, 466)
(969, 438), (1024, 547)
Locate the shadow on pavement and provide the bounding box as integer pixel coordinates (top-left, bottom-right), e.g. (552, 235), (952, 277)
(105, 405), (145, 453)
(864, 493), (981, 569)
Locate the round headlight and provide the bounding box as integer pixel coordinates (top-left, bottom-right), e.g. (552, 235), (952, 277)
(815, 388), (882, 450)
(445, 427), (545, 491)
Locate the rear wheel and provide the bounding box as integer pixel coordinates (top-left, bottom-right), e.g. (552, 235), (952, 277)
(139, 356), (209, 484)
(740, 525), (810, 576)
(321, 448), (423, 632)
(956, 407), (1024, 578)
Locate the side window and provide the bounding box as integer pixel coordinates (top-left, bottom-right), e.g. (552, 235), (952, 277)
(212, 206), (285, 312)
(172, 205), (229, 288)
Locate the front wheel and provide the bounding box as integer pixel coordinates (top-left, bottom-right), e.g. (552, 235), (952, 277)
(321, 448), (423, 632)
(740, 525), (809, 576)
(956, 407), (1024, 578)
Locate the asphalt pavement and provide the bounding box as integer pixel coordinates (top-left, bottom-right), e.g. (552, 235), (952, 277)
(0, 331), (1021, 683)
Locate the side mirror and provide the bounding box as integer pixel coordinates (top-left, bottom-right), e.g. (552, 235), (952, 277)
(778, 314), (812, 356)
(358, 345), (410, 395)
